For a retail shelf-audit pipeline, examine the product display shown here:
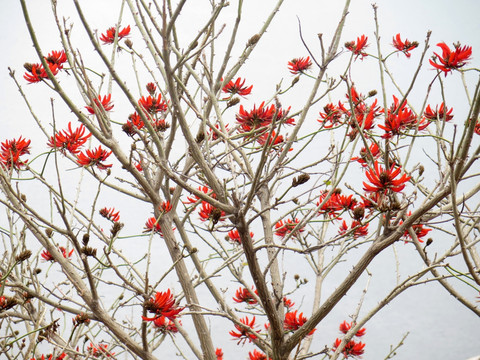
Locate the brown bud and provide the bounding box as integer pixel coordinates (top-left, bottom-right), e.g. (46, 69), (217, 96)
(82, 233), (90, 246)
(15, 250), (32, 263)
(111, 222), (124, 237)
(72, 312), (90, 326)
(35, 268), (42, 274)
(292, 173), (310, 187)
(45, 228), (54, 238)
(227, 97), (240, 108)
(191, 247), (198, 254)
(195, 132), (205, 143)
(124, 39), (133, 48)
(333, 188), (342, 195)
(211, 208), (223, 225)
(418, 165), (424, 176)
(426, 238), (433, 246)
(294, 274), (300, 280)
(247, 34), (261, 47)
(23, 63), (34, 72)
(353, 206), (365, 221)
(368, 90), (377, 97)
(291, 76), (300, 86)
(81, 246), (97, 257)
(21, 194), (27, 202)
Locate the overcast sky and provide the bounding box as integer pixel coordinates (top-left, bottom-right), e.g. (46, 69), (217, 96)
(1, 1), (479, 359)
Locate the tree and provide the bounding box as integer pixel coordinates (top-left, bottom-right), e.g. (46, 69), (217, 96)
(1, 1), (479, 359)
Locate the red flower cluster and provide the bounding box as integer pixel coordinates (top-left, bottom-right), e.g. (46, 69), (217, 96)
(233, 287), (258, 305)
(122, 113), (145, 136)
(332, 338), (366, 358)
(138, 94), (168, 114)
(274, 218), (304, 239)
(143, 289), (184, 322)
(351, 142), (381, 167)
(379, 96), (428, 139)
(152, 315), (179, 334)
(85, 94), (114, 114)
(76, 146), (113, 170)
(392, 34), (418, 58)
(48, 122), (91, 155)
(430, 42), (472, 76)
(144, 217), (175, 236)
(345, 35), (368, 59)
(284, 310), (315, 335)
(424, 103), (454, 122)
(317, 190), (357, 219)
(332, 320), (366, 358)
(216, 348), (224, 360)
(41, 247), (74, 262)
(100, 25), (131, 44)
(363, 161), (410, 194)
(87, 343), (115, 358)
(184, 185), (216, 204)
(99, 207), (120, 222)
(287, 57), (312, 75)
(229, 316), (259, 344)
(338, 220), (369, 238)
(249, 349), (272, 360)
(0, 137), (31, 170)
(222, 77), (253, 97)
(198, 201), (226, 224)
(339, 320), (366, 337)
(401, 212), (432, 243)
(236, 102), (295, 134)
(23, 50), (67, 83)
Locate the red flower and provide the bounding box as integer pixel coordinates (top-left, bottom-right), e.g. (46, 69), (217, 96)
(209, 123), (230, 141)
(23, 62), (59, 83)
(379, 96), (425, 138)
(76, 146), (113, 170)
(227, 229), (253, 244)
(85, 94), (114, 114)
(363, 161), (410, 194)
(318, 103), (345, 128)
(401, 212), (432, 243)
(351, 142), (381, 167)
(430, 42), (472, 76)
(283, 297), (295, 309)
(287, 57), (312, 75)
(41, 246), (74, 262)
(152, 315), (179, 334)
(345, 35), (368, 59)
(48, 122), (91, 155)
(236, 102), (295, 134)
(274, 218), (304, 238)
(146, 82), (157, 95)
(99, 207), (120, 222)
(256, 130), (285, 147)
(87, 343), (115, 357)
(222, 77), (253, 96)
(333, 338), (366, 358)
(143, 289), (184, 321)
(475, 121), (480, 136)
(198, 201), (225, 224)
(215, 348), (224, 360)
(392, 34), (418, 58)
(339, 320), (366, 337)
(0, 137), (31, 170)
(229, 316), (259, 344)
(233, 287), (258, 305)
(184, 186), (216, 204)
(317, 190), (348, 219)
(338, 220), (369, 238)
(100, 25), (131, 44)
(424, 103), (453, 122)
(284, 310), (315, 335)
(159, 201), (172, 213)
(45, 50), (68, 69)
(138, 94), (167, 114)
(249, 349), (272, 360)
(122, 113), (145, 136)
